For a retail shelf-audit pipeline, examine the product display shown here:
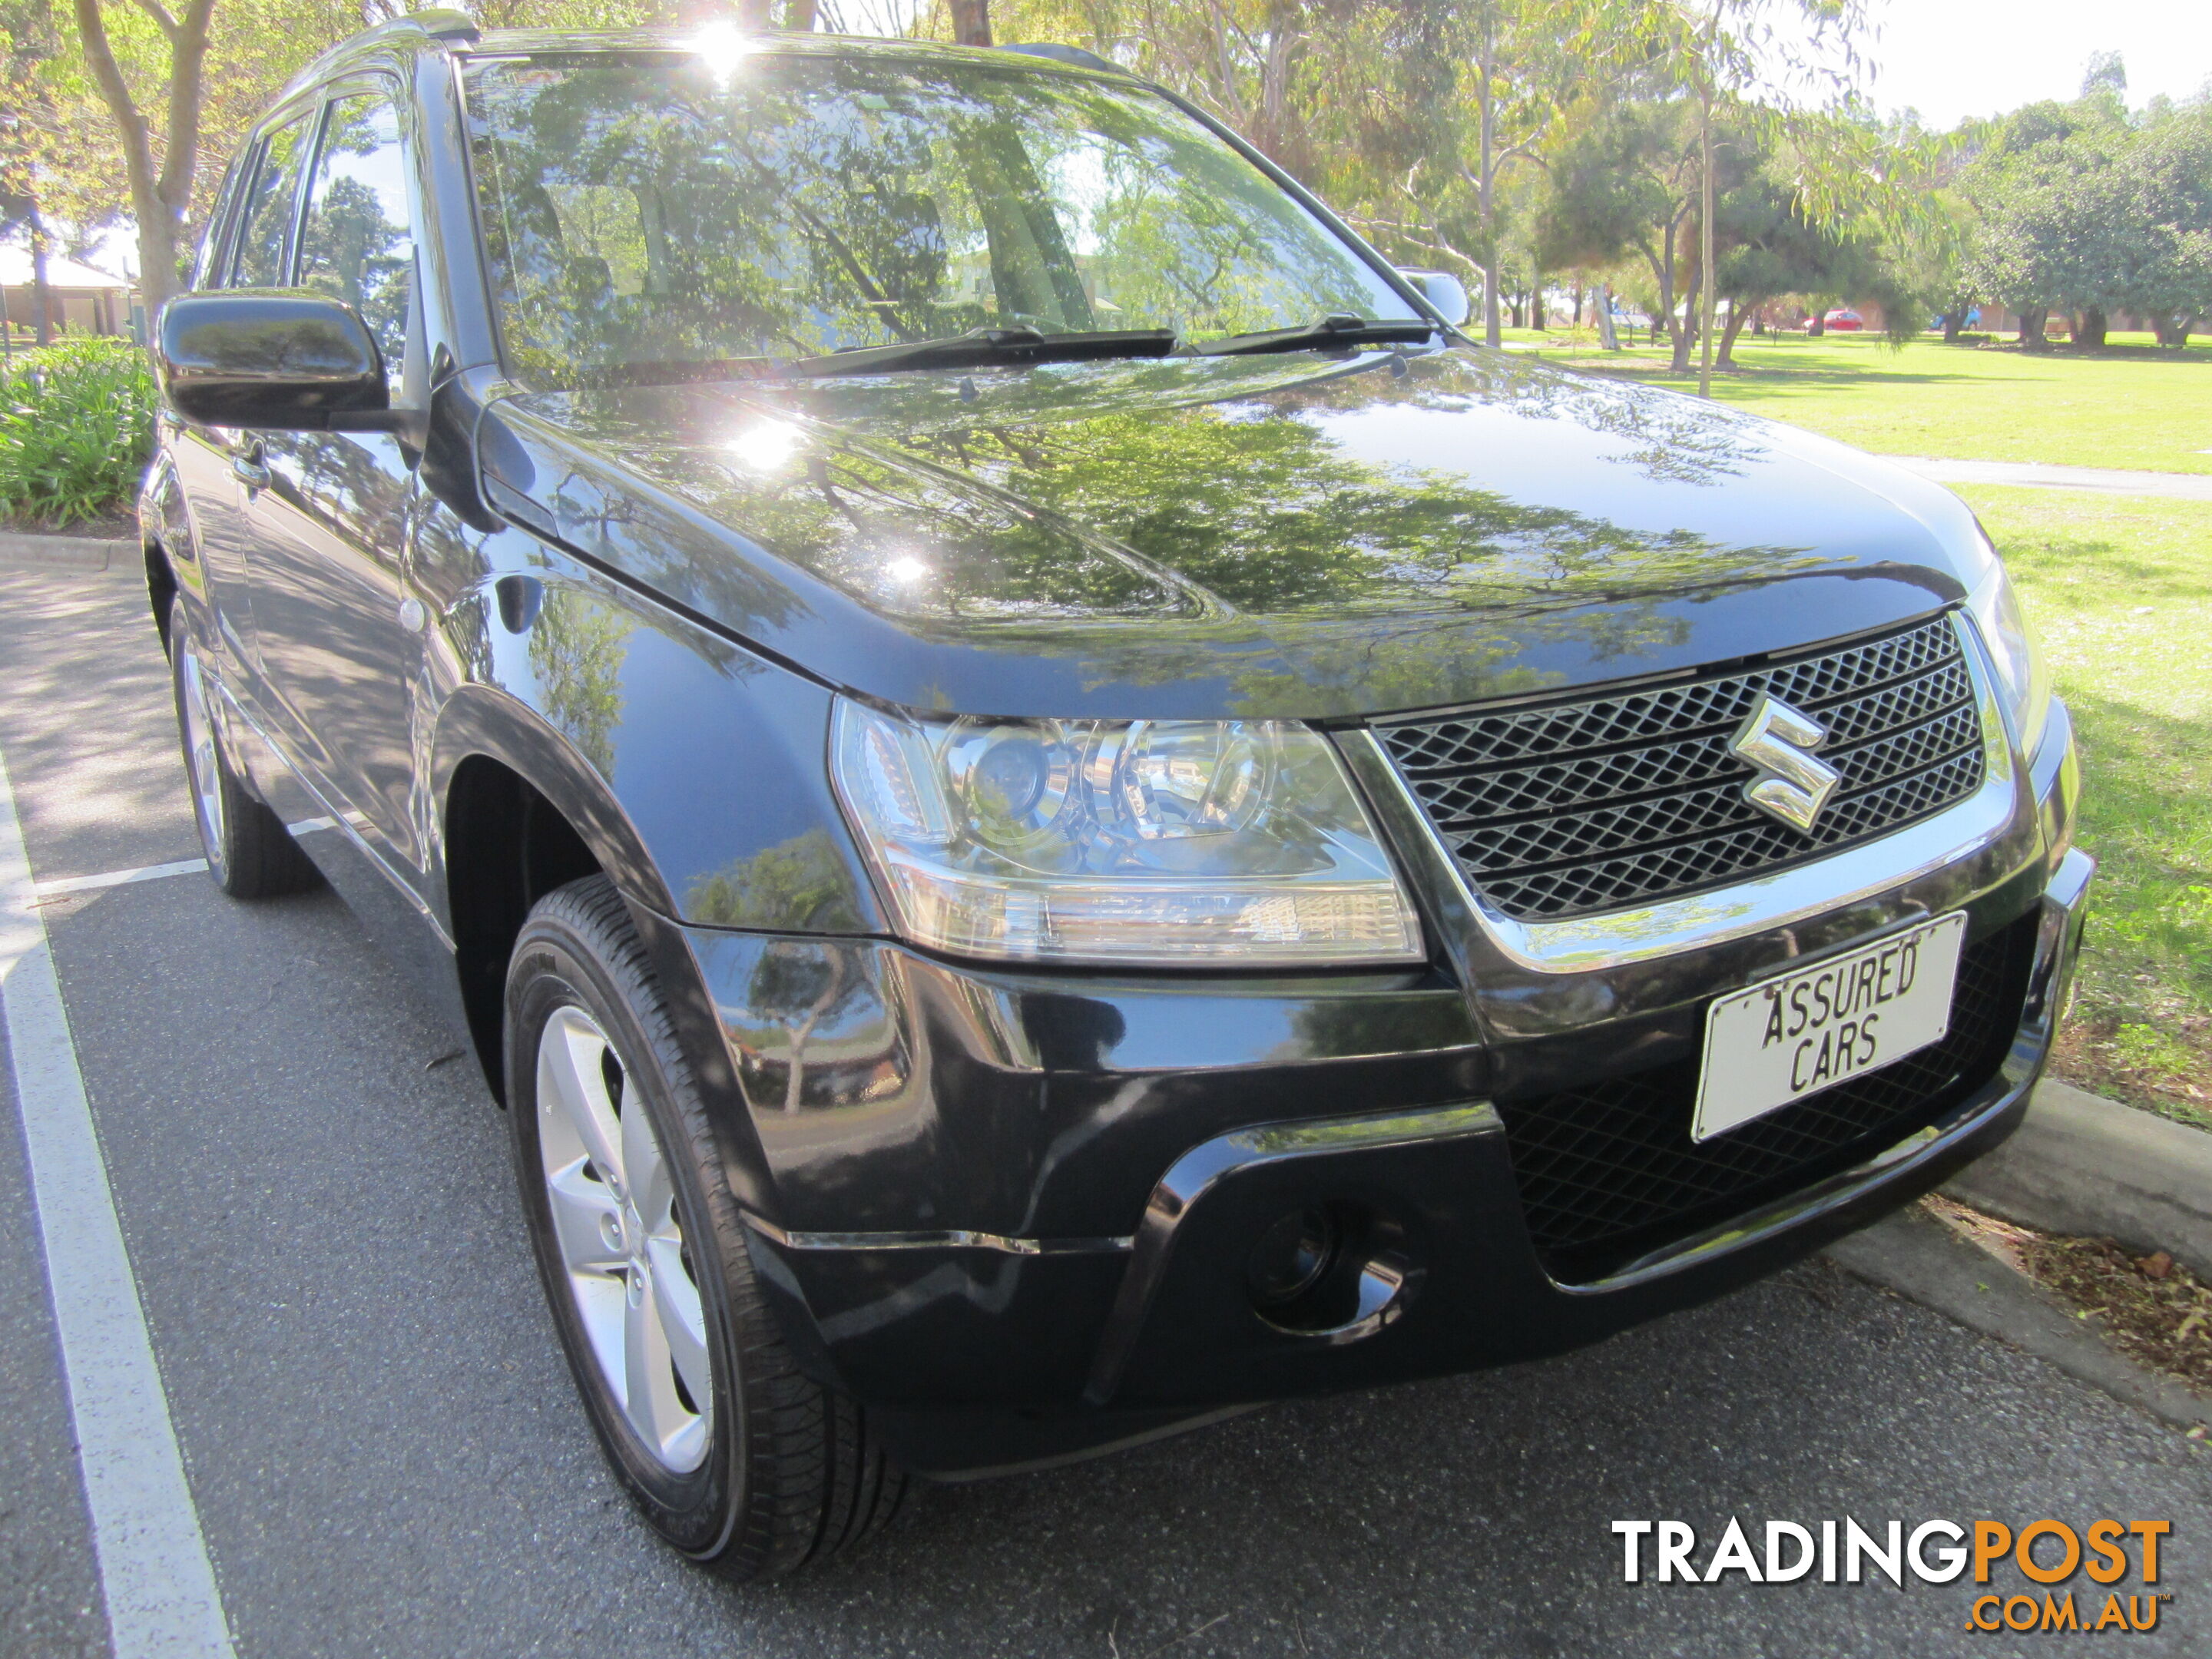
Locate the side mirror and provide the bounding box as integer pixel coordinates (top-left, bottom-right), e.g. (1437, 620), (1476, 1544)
(1395, 268), (1472, 330)
(156, 290), (401, 431)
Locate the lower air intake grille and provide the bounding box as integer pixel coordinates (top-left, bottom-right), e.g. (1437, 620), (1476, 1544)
(1376, 614), (1988, 921)
(1493, 912), (2038, 1284)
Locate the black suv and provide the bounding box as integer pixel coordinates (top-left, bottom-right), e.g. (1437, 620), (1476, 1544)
(143, 15), (2091, 1578)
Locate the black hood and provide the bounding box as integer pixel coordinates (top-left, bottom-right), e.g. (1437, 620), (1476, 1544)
(478, 345), (1983, 720)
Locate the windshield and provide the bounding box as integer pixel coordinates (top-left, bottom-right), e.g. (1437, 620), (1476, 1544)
(462, 48), (1418, 386)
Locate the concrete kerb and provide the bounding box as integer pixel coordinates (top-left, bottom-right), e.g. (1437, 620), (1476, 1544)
(0, 528), (131, 572)
(1823, 1207), (2212, 1432)
(1823, 1078), (2212, 1432)
(1941, 1078), (2212, 1280)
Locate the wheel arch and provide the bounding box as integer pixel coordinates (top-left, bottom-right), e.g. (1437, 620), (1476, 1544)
(137, 449), (192, 656)
(432, 684), (681, 1100)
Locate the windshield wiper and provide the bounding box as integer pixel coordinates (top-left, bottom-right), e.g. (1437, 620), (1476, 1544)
(786, 326), (1178, 378)
(1194, 313), (1439, 356)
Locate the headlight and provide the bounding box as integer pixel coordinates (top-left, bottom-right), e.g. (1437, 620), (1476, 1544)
(830, 701), (1424, 965)
(1962, 553), (2052, 755)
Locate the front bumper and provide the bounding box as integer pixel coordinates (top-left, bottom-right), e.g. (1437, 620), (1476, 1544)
(690, 704), (2090, 1478)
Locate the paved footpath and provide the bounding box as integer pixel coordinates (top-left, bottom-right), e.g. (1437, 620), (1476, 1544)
(1883, 456), (2212, 500)
(1, 553), (2206, 1659)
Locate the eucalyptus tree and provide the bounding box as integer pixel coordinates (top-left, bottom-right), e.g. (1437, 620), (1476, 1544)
(1534, 84), (1700, 355)
(1710, 120), (1911, 362)
(990, 0), (1330, 172)
(58, 0), (677, 310)
(1614, 0), (1873, 391)
(1, 0), (65, 344)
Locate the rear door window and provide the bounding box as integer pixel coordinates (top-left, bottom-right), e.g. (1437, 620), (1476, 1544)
(230, 114), (313, 287)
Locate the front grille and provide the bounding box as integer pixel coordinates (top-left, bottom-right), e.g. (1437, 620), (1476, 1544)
(1493, 912), (2038, 1283)
(1377, 615), (1988, 920)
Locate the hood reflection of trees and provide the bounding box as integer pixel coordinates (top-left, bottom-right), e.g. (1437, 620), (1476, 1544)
(528, 346), (1817, 713)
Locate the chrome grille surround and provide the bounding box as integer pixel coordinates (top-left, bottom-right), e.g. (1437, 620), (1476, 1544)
(1363, 613), (2021, 973)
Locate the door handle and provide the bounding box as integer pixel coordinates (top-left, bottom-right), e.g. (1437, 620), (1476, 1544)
(232, 444), (270, 494)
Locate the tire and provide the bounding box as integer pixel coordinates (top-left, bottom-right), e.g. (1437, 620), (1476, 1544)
(170, 626), (320, 898)
(505, 875), (906, 1578)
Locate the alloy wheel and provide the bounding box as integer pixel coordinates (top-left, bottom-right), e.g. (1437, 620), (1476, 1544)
(534, 1005), (713, 1473)
(176, 637), (228, 861)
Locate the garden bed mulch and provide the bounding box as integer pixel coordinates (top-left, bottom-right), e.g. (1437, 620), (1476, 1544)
(0, 513), (136, 541)
(1923, 1193), (2212, 1403)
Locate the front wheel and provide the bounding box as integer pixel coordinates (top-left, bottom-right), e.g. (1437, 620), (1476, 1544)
(505, 876), (905, 1578)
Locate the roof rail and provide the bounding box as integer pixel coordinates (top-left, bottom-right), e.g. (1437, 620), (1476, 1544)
(274, 8), (479, 104)
(408, 8), (481, 43)
(997, 42), (1114, 73)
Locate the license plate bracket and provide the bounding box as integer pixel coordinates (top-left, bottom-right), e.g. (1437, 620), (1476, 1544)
(1691, 912), (1968, 1143)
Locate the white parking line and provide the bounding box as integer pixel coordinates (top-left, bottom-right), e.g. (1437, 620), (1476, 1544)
(0, 748), (237, 1659)
(34, 858), (210, 897)
(28, 819), (334, 901)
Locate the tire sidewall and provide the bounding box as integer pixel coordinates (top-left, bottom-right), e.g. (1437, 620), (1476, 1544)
(505, 916), (747, 1558)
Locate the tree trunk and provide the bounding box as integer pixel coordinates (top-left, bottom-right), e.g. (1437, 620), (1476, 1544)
(1807, 312), (1824, 336)
(1697, 84), (1715, 398)
(1644, 222), (1678, 350)
(1478, 55), (1500, 349)
(1716, 299), (1750, 368)
(1595, 286), (1620, 350)
(2015, 307), (2047, 349)
(73, 0), (214, 316)
(2075, 306), (2107, 349)
(27, 205), (53, 345)
(786, 0), (818, 28)
(1670, 268), (1700, 374)
(949, 0), (992, 47)
(2154, 315), (2190, 348)
(1942, 311), (1962, 344)
(783, 1012), (818, 1112)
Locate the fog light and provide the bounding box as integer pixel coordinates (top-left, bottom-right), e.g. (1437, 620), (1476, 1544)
(1247, 1207), (1339, 1309)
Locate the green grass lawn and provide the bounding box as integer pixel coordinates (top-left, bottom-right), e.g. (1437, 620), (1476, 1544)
(1955, 487), (2212, 1128)
(1515, 328), (2212, 475)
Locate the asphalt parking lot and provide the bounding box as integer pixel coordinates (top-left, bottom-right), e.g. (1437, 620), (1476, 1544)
(2, 554), (2204, 1659)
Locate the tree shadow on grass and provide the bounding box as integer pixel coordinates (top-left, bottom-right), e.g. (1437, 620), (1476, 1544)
(1999, 523), (2212, 606)
(2059, 686), (2212, 1008)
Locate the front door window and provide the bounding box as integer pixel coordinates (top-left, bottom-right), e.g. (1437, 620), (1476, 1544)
(296, 94), (415, 380)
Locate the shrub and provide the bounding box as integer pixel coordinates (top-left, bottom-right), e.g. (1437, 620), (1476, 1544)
(0, 336), (157, 528)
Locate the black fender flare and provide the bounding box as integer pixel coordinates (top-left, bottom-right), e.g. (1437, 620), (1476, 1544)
(427, 683), (786, 1221)
(429, 680), (677, 918)
(137, 449), (194, 644)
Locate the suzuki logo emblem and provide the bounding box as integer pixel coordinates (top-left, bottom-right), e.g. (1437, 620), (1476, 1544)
(1729, 693), (1840, 833)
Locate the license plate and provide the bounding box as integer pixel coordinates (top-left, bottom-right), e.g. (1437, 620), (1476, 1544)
(1691, 912), (1968, 1143)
